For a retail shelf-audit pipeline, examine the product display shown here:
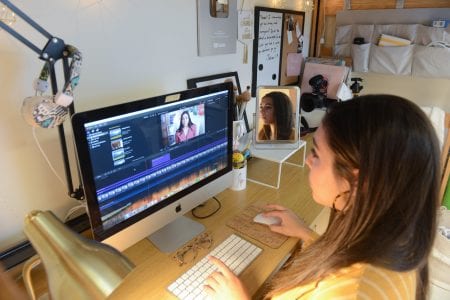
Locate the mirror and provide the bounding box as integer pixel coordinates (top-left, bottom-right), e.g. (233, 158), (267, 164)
(254, 86), (300, 149)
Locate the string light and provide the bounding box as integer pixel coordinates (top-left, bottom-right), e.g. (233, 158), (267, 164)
(271, 0), (313, 12)
(272, 0), (288, 8)
(303, 0), (314, 12)
(0, 4), (16, 26)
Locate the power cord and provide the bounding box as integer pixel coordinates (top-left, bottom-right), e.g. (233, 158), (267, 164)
(32, 127), (66, 188)
(64, 201), (87, 222)
(32, 126), (88, 222)
(191, 197), (222, 219)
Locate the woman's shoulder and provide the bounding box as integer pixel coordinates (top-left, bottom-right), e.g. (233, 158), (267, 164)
(311, 263), (417, 299)
(273, 263), (416, 300)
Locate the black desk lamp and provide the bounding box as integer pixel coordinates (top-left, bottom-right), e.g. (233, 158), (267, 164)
(0, 0), (83, 200)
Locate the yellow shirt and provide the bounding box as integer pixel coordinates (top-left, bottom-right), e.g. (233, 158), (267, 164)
(272, 262), (416, 300)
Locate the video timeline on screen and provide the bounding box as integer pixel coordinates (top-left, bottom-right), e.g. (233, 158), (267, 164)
(97, 141), (228, 228)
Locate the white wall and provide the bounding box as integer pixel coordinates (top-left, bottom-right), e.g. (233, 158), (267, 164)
(0, 0), (311, 251)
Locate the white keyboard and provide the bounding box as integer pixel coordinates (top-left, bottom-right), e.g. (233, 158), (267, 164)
(167, 234), (262, 300)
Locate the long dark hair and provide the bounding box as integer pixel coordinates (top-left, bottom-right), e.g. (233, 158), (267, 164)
(258, 92), (294, 140)
(266, 95), (440, 299)
(177, 111), (194, 132)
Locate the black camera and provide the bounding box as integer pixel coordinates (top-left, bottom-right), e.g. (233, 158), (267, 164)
(350, 77), (363, 95)
(309, 74), (328, 94)
(300, 75), (335, 112)
(353, 37), (365, 45)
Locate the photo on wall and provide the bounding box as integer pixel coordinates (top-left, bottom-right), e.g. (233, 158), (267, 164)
(187, 71), (250, 132)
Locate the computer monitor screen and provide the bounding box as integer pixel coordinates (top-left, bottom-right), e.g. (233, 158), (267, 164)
(72, 82), (233, 252)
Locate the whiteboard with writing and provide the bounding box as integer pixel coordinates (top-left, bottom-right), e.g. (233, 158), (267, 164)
(253, 10), (282, 93)
(252, 7), (305, 96)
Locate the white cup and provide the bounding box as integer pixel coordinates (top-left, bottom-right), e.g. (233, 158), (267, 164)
(230, 161), (247, 191)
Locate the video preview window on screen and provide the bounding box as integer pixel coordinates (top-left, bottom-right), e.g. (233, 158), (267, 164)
(85, 92), (229, 232)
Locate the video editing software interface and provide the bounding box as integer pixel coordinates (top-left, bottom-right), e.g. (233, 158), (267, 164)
(82, 89), (230, 237)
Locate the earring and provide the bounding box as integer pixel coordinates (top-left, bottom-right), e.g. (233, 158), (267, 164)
(332, 190), (350, 211)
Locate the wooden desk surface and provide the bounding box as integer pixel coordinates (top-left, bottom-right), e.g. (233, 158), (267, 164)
(109, 138), (323, 299)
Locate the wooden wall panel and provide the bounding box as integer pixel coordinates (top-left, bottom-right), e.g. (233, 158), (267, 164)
(324, 0), (343, 16)
(324, 0), (449, 14)
(308, 0), (320, 56)
(349, 0), (396, 10)
(405, 0), (450, 8)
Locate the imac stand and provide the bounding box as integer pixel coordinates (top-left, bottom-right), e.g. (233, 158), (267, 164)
(148, 216), (205, 253)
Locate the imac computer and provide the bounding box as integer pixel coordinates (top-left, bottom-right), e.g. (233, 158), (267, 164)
(71, 82), (233, 252)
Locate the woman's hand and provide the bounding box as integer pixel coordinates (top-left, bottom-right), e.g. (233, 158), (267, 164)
(263, 204), (315, 241)
(204, 256), (250, 300)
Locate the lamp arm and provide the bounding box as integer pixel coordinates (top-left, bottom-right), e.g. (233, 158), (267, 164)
(48, 60), (84, 200)
(1, 0), (52, 38)
(1, 0), (84, 200)
(0, 0), (51, 54)
(0, 20), (40, 54)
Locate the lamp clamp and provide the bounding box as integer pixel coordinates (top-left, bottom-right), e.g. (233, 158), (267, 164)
(40, 37), (66, 62)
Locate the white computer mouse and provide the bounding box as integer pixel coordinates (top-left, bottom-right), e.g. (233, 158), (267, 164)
(253, 213), (281, 226)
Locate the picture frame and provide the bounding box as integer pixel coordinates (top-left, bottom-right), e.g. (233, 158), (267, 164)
(254, 86), (300, 149)
(251, 6), (305, 96)
(187, 72), (250, 132)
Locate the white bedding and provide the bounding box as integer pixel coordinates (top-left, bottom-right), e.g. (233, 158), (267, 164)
(421, 106), (446, 150)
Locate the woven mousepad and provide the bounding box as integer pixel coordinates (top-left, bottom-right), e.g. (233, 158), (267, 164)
(226, 204), (288, 249)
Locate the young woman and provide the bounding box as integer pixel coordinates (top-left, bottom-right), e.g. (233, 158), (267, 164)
(205, 95), (440, 300)
(175, 111), (197, 143)
(258, 92), (295, 141)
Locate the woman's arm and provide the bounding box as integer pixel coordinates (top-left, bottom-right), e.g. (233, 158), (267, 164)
(204, 256), (250, 300)
(263, 204), (317, 243)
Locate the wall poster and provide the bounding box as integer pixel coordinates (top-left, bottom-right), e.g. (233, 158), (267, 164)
(197, 0), (238, 56)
